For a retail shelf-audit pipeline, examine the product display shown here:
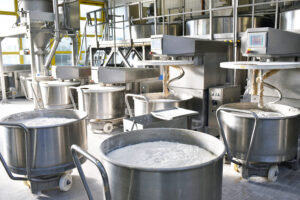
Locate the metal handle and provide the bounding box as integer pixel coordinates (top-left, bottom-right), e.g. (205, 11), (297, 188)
(68, 86), (78, 110)
(71, 145), (111, 200)
(79, 87), (91, 114)
(30, 81), (44, 109)
(0, 122), (31, 181)
(20, 77), (29, 100)
(216, 107), (259, 167)
(125, 93), (149, 118)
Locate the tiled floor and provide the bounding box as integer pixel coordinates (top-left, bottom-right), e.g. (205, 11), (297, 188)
(0, 100), (300, 200)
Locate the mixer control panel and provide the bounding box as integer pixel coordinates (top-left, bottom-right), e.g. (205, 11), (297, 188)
(242, 27), (300, 57)
(245, 32), (267, 55)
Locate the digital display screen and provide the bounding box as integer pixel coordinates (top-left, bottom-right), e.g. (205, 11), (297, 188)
(249, 33), (265, 47)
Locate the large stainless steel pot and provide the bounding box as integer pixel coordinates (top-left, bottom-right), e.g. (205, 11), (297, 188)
(77, 84), (126, 120)
(130, 24), (182, 39)
(126, 92), (193, 117)
(280, 9), (300, 33)
(72, 128), (225, 200)
(186, 16), (272, 36)
(40, 80), (80, 109)
(0, 109), (87, 177)
(217, 102), (300, 163)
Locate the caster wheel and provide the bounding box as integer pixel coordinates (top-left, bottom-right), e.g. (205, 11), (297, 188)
(59, 174), (72, 192)
(267, 165), (279, 182)
(103, 122), (113, 133)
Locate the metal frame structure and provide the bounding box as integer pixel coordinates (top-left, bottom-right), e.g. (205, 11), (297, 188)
(85, 0), (299, 76)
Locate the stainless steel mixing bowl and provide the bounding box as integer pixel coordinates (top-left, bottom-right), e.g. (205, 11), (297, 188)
(218, 102), (300, 163)
(0, 109), (87, 176)
(72, 128), (225, 200)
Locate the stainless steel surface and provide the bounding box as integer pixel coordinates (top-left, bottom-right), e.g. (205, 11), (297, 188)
(2, 64), (31, 73)
(0, 75), (9, 92)
(52, 66), (91, 80)
(40, 81), (80, 109)
(123, 114), (190, 131)
(151, 35), (229, 56)
(97, 67), (160, 84)
(129, 24), (182, 39)
(208, 85), (240, 135)
(249, 68), (300, 105)
(139, 79), (162, 93)
(77, 85), (125, 120)
(58, 0), (80, 30)
(241, 27), (300, 57)
(280, 9), (300, 33)
(186, 16), (272, 36)
(169, 87), (208, 130)
(0, 109), (87, 176)
(19, 0), (53, 13)
(151, 35), (196, 56)
(168, 56), (227, 90)
(132, 92), (193, 116)
(218, 102), (300, 163)
(98, 128), (225, 200)
(22, 77), (34, 99)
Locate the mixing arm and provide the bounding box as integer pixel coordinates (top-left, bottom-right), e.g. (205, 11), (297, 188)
(167, 65), (185, 94)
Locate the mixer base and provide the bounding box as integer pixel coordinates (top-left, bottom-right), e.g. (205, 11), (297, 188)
(29, 171), (73, 194)
(234, 163), (278, 182)
(231, 156), (300, 182)
(89, 117), (123, 133)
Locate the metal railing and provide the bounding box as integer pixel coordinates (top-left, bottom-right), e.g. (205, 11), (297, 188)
(84, 0), (298, 71)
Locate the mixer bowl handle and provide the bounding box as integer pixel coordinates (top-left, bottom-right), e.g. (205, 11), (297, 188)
(216, 107), (259, 168)
(0, 122), (31, 181)
(68, 86), (78, 110)
(125, 93), (149, 118)
(71, 145), (111, 200)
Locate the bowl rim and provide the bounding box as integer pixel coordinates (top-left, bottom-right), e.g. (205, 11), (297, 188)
(99, 128), (226, 172)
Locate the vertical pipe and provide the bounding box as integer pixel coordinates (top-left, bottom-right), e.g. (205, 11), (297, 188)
(28, 20), (39, 109)
(44, 0), (60, 70)
(209, 0), (213, 40)
(162, 13), (165, 34)
(154, 0), (157, 35)
(168, 9), (170, 35)
(113, 0), (116, 67)
(182, 0), (185, 36)
(122, 15), (125, 40)
(142, 45), (145, 60)
(139, 2), (142, 23)
(94, 11), (98, 47)
(0, 39), (7, 103)
(251, 0), (255, 28)
(232, 0), (238, 85)
(71, 35), (77, 66)
(274, 0), (279, 29)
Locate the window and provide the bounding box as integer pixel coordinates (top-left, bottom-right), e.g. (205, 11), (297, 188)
(0, 0), (21, 64)
(0, 0), (104, 66)
(0, 0), (15, 12)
